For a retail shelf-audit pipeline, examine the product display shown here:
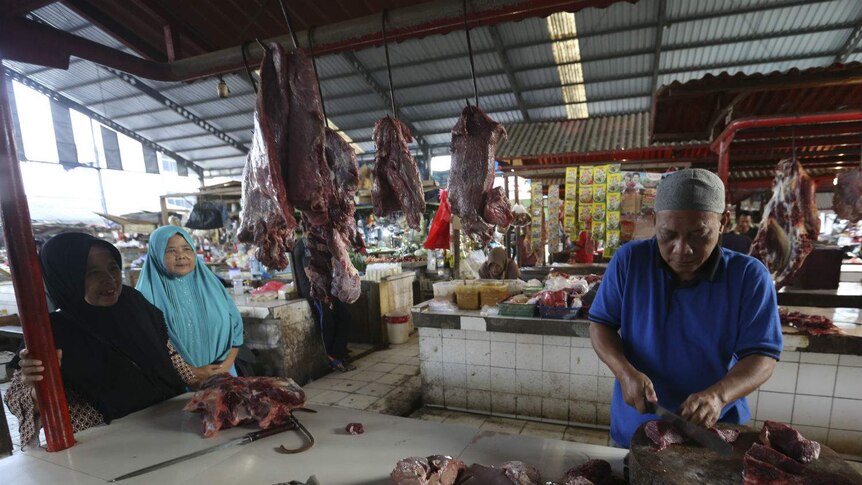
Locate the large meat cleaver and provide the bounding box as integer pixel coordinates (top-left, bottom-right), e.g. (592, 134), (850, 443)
(645, 402), (734, 457)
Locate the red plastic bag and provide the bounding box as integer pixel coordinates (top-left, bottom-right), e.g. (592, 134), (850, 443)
(536, 290), (568, 308)
(252, 281), (286, 294)
(423, 189), (452, 250)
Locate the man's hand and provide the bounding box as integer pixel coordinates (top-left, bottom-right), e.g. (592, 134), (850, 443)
(679, 389), (724, 428)
(619, 368), (658, 414)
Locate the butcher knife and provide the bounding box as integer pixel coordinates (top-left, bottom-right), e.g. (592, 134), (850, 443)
(645, 402), (734, 457)
(108, 422), (297, 482)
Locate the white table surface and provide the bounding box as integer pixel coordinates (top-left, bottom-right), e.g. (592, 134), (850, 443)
(0, 395), (626, 485)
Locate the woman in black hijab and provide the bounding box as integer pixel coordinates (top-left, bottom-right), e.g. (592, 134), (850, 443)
(4, 233), (195, 447)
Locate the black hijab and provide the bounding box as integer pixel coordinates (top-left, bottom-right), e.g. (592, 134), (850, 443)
(38, 233), (185, 423)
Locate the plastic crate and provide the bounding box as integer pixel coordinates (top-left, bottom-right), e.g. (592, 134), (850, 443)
(538, 305), (582, 320)
(497, 302), (537, 318)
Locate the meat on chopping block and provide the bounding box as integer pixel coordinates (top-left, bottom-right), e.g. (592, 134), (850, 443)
(371, 116), (426, 230)
(454, 461), (540, 485)
(238, 42), (297, 269)
(743, 453), (805, 485)
(749, 158), (820, 289)
(562, 459), (627, 485)
(833, 168), (862, 223)
(746, 443), (806, 475)
(184, 374), (306, 438)
(759, 421), (821, 464)
(448, 105), (510, 244)
(643, 420), (740, 452)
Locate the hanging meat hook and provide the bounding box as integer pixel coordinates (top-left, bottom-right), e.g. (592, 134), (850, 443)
(462, 0), (480, 107)
(381, 9), (398, 118)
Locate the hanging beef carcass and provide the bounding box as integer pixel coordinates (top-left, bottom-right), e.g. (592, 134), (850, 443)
(238, 43), (297, 269)
(833, 168), (862, 223)
(448, 105), (509, 244)
(238, 42), (362, 303)
(371, 116), (426, 230)
(749, 158), (820, 289)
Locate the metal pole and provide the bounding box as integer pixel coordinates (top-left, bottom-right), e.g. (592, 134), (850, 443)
(0, 61), (75, 451)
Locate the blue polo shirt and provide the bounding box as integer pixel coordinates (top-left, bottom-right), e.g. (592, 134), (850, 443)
(589, 239), (782, 448)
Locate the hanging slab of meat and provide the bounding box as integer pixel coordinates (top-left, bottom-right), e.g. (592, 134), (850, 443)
(483, 186), (514, 229)
(759, 421), (821, 464)
(285, 47), (330, 226)
(371, 116), (426, 230)
(390, 455), (466, 485)
(237, 43), (297, 268)
(184, 374), (306, 438)
(325, 127), (366, 252)
(779, 308), (841, 336)
(833, 168), (862, 223)
(750, 158), (820, 290)
(448, 105), (509, 244)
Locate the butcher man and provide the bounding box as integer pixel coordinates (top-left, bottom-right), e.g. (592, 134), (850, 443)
(588, 168), (783, 448)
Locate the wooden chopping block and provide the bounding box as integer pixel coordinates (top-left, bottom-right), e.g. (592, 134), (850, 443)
(629, 423), (862, 485)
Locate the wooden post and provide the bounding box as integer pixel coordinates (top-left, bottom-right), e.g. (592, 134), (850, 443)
(451, 215), (461, 279)
(0, 61), (75, 451)
(160, 195), (169, 226)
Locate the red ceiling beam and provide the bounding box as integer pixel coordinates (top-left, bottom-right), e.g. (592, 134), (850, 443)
(711, 110), (862, 185)
(0, 0), (634, 82)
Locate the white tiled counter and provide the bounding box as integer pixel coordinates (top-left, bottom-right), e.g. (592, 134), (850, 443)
(232, 295), (329, 385)
(413, 302), (862, 458)
(0, 395), (627, 484)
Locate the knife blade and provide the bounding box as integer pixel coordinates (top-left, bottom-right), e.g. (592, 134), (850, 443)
(108, 422), (297, 482)
(645, 402), (734, 457)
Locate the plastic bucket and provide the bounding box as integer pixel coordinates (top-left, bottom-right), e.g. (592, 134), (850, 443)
(385, 313), (411, 344)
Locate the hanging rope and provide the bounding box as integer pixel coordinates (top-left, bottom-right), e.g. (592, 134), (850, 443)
(241, 41), (259, 93)
(381, 10), (398, 118)
(308, 27), (328, 121)
(277, 0), (298, 49)
(462, 0), (480, 107)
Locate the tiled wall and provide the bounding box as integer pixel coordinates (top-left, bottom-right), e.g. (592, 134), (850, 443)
(748, 351), (862, 457)
(418, 328), (862, 458)
(419, 328), (613, 428)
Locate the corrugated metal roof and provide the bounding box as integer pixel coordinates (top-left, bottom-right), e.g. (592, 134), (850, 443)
(496, 112), (652, 159)
(5, 0), (861, 177)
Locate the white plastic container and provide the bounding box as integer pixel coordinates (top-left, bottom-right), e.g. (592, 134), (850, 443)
(432, 281), (459, 301)
(385, 313), (411, 344)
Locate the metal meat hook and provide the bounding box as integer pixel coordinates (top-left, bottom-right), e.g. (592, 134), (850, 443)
(276, 408), (316, 454)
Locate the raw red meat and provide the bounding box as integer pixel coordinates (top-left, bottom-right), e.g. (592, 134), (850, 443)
(285, 48), (329, 226)
(391, 455), (466, 485)
(325, 127), (366, 253)
(743, 453), (804, 485)
(779, 308), (841, 336)
(750, 158), (820, 289)
(644, 420), (738, 452)
(238, 43), (297, 269)
(483, 186), (514, 229)
(759, 421), (821, 463)
(644, 420), (688, 451)
(345, 422), (364, 435)
(184, 374), (306, 438)
(746, 443), (806, 475)
(564, 459), (612, 484)
(371, 116), (426, 230)
(833, 169), (862, 223)
(448, 105), (509, 244)
(455, 462), (540, 484)
(501, 461), (541, 484)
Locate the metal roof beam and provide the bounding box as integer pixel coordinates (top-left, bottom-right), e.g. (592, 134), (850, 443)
(62, 0), (167, 62)
(2, 67), (203, 177)
(340, 50), (429, 153)
(649, 0), (666, 96)
(102, 67), (248, 154)
(834, 11), (862, 64)
(488, 24), (529, 121)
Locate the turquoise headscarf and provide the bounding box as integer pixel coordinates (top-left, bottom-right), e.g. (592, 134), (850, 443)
(136, 226), (243, 367)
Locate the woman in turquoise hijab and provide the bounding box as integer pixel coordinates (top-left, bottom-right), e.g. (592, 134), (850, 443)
(137, 226), (243, 381)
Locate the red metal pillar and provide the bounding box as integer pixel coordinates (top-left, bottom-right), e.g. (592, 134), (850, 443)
(0, 62), (75, 451)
